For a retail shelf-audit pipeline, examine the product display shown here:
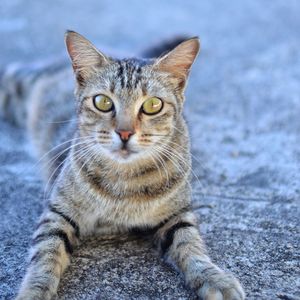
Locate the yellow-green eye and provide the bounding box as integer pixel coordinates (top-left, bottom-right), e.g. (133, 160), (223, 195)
(142, 97), (163, 115)
(93, 94), (114, 112)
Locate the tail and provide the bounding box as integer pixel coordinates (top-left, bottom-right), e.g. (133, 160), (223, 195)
(140, 35), (190, 58)
(0, 56), (67, 126)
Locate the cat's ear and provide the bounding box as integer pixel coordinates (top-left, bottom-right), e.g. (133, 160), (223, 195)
(65, 30), (110, 84)
(154, 37), (200, 90)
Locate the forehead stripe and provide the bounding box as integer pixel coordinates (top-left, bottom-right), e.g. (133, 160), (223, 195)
(116, 59), (146, 90)
(117, 61), (125, 88)
(134, 65), (142, 88)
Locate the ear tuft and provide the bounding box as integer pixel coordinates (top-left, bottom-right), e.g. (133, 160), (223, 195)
(154, 37), (200, 89)
(65, 30), (109, 83)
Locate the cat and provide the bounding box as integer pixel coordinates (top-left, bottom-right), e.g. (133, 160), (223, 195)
(1, 31), (245, 300)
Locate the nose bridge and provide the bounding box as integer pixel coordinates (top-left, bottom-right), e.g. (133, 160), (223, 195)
(116, 108), (135, 132)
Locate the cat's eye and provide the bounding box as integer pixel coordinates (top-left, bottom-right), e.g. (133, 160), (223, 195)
(93, 94), (114, 112)
(142, 97), (163, 115)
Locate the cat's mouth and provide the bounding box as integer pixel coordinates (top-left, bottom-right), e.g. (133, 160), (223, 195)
(112, 147), (138, 160)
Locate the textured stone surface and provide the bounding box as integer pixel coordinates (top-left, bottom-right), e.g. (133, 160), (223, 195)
(0, 0), (299, 299)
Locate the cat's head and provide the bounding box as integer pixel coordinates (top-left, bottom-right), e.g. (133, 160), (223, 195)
(65, 31), (199, 164)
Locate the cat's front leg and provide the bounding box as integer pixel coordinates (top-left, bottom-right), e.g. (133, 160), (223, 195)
(16, 203), (80, 300)
(155, 211), (245, 300)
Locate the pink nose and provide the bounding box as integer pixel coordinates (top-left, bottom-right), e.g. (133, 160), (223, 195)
(115, 129), (134, 142)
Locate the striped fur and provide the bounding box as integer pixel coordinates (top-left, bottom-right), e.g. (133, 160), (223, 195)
(2, 31), (245, 299)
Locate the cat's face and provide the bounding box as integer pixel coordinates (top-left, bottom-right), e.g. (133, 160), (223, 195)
(77, 60), (181, 162)
(65, 31), (199, 163)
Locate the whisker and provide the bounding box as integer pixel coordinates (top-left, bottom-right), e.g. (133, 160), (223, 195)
(151, 146), (170, 186)
(142, 133), (170, 137)
(44, 142), (96, 201)
(33, 135), (94, 169)
(43, 141), (95, 200)
(147, 148), (164, 182)
(41, 138), (95, 177)
(156, 141), (204, 189)
(98, 141), (111, 144)
(139, 139), (152, 143)
(13, 135), (95, 182)
(44, 146), (86, 201)
(45, 118), (77, 124)
(153, 144), (192, 191)
(75, 146), (99, 179)
(164, 137), (205, 169)
(80, 128), (111, 135)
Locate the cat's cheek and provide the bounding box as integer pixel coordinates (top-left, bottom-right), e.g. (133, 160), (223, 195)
(127, 135), (139, 148)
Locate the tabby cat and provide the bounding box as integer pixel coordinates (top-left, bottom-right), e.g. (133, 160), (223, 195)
(2, 31), (245, 300)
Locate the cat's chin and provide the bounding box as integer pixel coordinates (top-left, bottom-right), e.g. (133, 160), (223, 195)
(111, 149), (138, 162)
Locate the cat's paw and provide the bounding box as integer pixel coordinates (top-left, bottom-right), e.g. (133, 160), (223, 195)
(196, 272), (245, 300)
(15, 289), (56, 300)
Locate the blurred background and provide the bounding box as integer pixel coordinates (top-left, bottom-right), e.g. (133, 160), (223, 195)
(1, 0), (299, 64)
(0, 1), (299, 299)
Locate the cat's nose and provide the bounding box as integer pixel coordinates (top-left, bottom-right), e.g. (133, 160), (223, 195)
(115, 129), (135, 143)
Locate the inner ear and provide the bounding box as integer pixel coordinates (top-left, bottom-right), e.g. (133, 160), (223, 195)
(65, 30), (110, 84)
(154, 37), (200, 89)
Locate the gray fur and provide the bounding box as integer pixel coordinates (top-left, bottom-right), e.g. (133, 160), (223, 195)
(3, 31), (244, 300)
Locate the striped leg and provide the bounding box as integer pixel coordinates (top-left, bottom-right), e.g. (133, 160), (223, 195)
(16, 204), (80, 300)
(155, 211), (245, 300)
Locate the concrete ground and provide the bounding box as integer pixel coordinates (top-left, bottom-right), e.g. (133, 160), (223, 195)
(0, 0), (299, 299)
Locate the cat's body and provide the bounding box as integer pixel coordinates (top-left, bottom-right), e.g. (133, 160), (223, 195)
(1, 32), (245, 300)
